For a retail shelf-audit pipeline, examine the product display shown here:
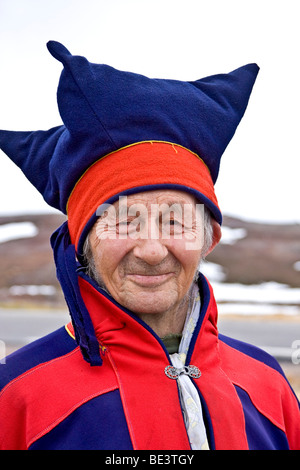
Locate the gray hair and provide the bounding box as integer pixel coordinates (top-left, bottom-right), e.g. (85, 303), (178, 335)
(82, 206), (214, 285)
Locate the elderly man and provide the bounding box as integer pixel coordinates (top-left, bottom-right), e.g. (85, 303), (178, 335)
(84, 190), (217, 338)
(0, 41), (299, 450)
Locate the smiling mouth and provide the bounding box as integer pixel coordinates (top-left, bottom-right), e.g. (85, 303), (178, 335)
(126, 273), (174, 287)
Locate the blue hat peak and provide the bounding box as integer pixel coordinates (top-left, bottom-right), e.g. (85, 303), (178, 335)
(0, 41), (259, 213)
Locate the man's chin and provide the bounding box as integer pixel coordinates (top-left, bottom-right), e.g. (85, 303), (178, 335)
(123, 290), (178, 316)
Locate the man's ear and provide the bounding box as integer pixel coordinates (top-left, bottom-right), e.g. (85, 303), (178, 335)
(205, 219), (222, 256)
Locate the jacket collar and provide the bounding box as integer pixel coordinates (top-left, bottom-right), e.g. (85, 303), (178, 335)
(75, 269), (248, 449)
(52, 222), (248, 449)
(51, 220), (220, 367)
(76, 268), (217, 367)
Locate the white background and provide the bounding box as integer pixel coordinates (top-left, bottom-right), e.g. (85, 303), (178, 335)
(0, 0), (299, 223)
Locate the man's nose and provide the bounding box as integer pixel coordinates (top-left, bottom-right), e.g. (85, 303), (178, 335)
(133, 238), (168, 265)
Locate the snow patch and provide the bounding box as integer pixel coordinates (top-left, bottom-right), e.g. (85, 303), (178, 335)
(212, 281), (300, 304)
(200, 261), (226, 282)
(0, 222), (38, 243)
(9, 285), (56, 296)
(294, 261), (300, 272)
(220, 226), (247, 245)
(209, 281), (300, 316)
(218, 302), (300, 316)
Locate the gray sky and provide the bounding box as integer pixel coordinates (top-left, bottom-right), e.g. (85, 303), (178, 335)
(0, 0), (299, 223)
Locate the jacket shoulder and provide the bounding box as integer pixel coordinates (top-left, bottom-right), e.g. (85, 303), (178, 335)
(218, 333), (285, 376)
(219, 333), (300, 449)
(0, 325), (77, 391)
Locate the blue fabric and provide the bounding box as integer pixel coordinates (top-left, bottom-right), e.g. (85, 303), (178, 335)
(51, 221), (102, 366)
(219, 334), (300, 404)
(0, 41), (259, 214)
(219, 333), (288, 378)
(29, 390), (133, 450)
(1, 272), (298, 449)
(186, 272), (212, 365)
(235, 386), (290, 450)
(196, 388), (216, 450)
(0, 326), (76, 391)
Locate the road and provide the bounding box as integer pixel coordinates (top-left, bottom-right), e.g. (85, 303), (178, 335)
(1, 308), (299, 399)
(0, 309), (69, 350)
(218, 316), (300, 361)
(0, 308), (299, 361)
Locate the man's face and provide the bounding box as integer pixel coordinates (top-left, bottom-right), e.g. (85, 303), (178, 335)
(88, 190), (205, 318)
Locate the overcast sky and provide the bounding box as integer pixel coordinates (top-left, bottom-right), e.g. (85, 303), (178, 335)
(0, 0), (299, 223)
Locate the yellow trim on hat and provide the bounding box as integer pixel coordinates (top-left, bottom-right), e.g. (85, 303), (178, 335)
(66, 140), (208, 214)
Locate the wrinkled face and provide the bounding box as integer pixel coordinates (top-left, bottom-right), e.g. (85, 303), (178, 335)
(88, 190), (206, 317)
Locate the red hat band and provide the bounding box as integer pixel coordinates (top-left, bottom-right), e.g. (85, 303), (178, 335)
(66, 141), (221, 252)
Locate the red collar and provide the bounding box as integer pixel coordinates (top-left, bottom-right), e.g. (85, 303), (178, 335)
(67, 275), (248, 449)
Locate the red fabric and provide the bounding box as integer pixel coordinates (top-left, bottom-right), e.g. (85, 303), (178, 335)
(67, 141), (219, 250)
(78, 277), (191, 450)
(219, 341), (300, 450)
(0, 345), (118, 450)
(78, 277), (249, 450)
(1, 276), (299, 450)
(188, 283), (248, 449)
(78, 278), (300, 450)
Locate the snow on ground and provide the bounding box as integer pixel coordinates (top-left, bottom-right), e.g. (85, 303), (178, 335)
(8, 285), (56, 296)
(212, 281), (300, 305)
(294, 261), (300, 272)
(219, 226), (247, 245)
(0, 220), (298, 317)
(201, 226), (300, 316)
(200, 261), (226, 282)
(201, 261), (300, 316)
(212, 281), (300, 316)
(0, 222), (38, 243)
(217, 302), (299, 316)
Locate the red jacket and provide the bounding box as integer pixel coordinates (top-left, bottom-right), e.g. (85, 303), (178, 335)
(0, 270), (299, 450)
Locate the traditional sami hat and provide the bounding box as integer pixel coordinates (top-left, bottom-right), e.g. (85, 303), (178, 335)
(0, 41), (259, 253)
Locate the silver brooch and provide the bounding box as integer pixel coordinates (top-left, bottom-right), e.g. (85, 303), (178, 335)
(164, 365), (201, 380)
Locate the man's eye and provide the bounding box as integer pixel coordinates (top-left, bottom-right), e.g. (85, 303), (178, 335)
(117, 219), (140, 233)
(162, 219), (184, 234)
(117, 220), (130, 229)
(167, 219), (182, 227)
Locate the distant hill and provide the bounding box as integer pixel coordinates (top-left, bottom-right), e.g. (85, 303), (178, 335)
(209, 215), (300, 288)
(0, 212), (300, 307)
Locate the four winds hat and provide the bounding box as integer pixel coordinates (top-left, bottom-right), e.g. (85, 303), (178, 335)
(0, 41), (259, 253)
